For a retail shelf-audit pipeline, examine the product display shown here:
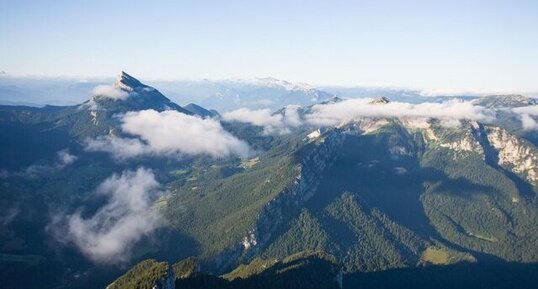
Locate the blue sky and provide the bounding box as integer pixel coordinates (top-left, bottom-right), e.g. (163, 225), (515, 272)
(1, 0), (537, 92)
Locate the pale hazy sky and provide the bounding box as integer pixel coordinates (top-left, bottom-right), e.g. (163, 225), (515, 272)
(1, 0), (537, 92)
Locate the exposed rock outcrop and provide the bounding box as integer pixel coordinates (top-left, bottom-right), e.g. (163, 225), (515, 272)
(215, 129), (346, 270)
(486, 126), (538, 184)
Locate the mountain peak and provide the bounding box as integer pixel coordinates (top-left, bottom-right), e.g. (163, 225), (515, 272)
(369, 97), (390, 104)
(228, 77), (316, 91)
(114, 71), (144, 92)
(473, 94), (537, 108)
(320, 96), (344, 105)
(87, 72), (194, 115)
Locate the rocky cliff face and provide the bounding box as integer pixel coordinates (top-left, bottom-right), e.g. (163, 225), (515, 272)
(400, 120), (537, 187)
(340, 119), (536, 188)
(215, 129), (346, 270)
(214, 117), (538, 272)
(252, 129), (346, 250)
(486, 126), (538, 184)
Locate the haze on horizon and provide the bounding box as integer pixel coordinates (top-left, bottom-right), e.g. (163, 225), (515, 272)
(1, 0), (537, 93)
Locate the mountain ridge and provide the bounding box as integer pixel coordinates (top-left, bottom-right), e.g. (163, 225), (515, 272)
(1, 73), (538, 289)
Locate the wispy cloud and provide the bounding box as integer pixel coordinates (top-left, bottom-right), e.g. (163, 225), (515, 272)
(1, 207), (20, 227)
(85, 136), (149, 159)
(56, 149), (78, 168)
(3, 149), (78, 179)
(85, 109), (250, 159)
(51, 168), (162, 264)
(512, 105), (538, 130)
(92, 84), (128, 100)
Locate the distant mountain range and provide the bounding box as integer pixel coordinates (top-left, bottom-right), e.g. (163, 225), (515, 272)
(0, 74), (334, 110)
(1, 72), (537, 289)
(3, 74), (535, 111)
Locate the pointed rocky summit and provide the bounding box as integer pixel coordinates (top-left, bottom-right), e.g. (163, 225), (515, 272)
(369, 97), (390, 104)
(114, 71), (145, 92)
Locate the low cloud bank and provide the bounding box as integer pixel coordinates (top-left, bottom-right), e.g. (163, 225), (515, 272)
(86, 109), (250, 159)
(223, 99), (493, 133)
(53, 167), (162, 264)
(512, 105), (538, 130)
(306, 99), (493, 127)
(222, 105), (301, 134)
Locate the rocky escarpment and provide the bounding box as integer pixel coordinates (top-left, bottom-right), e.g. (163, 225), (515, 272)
(420, 122), (537, 185)
(406, 121), (484, 158)
(485, 126), (538, 184)
(440, 124), (484, 156)
(253, 130), (346, 249)
(215, 129), (346, 270)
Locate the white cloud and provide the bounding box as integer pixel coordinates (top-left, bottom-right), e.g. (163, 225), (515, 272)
(393, 167), (408, 175)
(519, 114), (538, 130)
(305, 98), (493, 127)
(56, 149), (77, 169)
(283, 105), (302, 127)
(92, 84), (128, 100)
(512, 105), (538, 130)
(223, 108), (280, 127)
(512, 106), (538, 115)
(223, 99), (494, 133)
(85, 109), (250, 159)
(122, 110), (250, 157)
(222, 105), (302, 134)
(59, 168), (162, 264)
(418, 88), (502, 97)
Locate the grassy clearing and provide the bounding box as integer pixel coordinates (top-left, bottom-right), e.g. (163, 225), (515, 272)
(420, 247), (477, 265)
(240, 157), (260, 169)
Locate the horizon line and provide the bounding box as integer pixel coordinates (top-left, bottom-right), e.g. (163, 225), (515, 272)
(1, 71), (537, 98)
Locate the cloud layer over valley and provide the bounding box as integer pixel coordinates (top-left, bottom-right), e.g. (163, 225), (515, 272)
(222, 105), (301, 134)
(86, 109), (250, 159)
(306, 98), (494, 127)
(222, 98), (496, 132)
(83, 95), (537, 165)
